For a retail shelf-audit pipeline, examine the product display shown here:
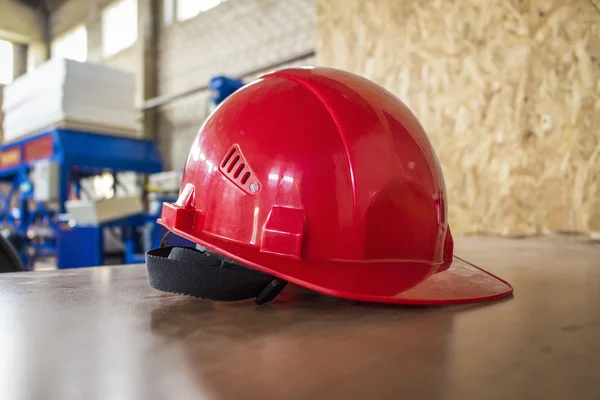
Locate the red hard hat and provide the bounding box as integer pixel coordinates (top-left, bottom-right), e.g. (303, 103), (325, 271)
(146, 67), (513, 305)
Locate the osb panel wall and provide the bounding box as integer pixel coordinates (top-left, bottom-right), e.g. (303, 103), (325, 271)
(317, 0), (600, 235)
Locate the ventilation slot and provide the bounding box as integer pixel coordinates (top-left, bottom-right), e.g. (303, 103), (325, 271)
(241, 171), (251, 184)
(222, 148), (237, 168)
(233, 163), (245, 179)
(227, 155), (240, 173)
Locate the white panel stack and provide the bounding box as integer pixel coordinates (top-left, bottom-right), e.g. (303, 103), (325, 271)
(66, 195), (144, 225)
(31, 160), (60, 201)
(1, 58), (141, 143)
(148, 170), (183, 193)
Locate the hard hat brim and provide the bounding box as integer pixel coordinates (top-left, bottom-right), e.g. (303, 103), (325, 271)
(377, 256), (514, 305)
(285, 256), (514, 306)
(162, 222), (513, 305)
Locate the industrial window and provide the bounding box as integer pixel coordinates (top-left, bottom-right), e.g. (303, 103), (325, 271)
(51, 25), (88, 62)
(102, 0), (138, 57)
(0, 39), (13, 84)
(164, 0), (225, 24)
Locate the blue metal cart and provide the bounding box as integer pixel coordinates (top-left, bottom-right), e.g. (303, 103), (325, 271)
(0, 128), (163, 269)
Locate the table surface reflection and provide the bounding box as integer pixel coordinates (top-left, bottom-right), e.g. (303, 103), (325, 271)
(0, 236), (599, 400)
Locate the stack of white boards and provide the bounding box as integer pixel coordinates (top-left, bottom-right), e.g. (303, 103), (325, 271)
(66, 195), (144, 225)
(148, 170), (183, 193)
(1, 58), (142, 143)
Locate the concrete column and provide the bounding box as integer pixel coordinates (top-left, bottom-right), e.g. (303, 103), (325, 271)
(13, 43), (28, 78)
(0, 0), (43, 43)
(138, 0), (160, 139)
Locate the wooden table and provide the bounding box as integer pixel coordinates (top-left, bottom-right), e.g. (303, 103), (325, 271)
(0, 237), (599, 400)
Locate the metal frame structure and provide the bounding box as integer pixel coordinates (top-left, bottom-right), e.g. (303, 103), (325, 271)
(0, 128), (163, 268)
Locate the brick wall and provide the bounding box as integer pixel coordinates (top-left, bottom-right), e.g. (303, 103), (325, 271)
(49, 0), (316, 169)
(157, 0), (315, 168)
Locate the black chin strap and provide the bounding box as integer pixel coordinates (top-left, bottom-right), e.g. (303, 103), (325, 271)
(145, 246), (287, 305)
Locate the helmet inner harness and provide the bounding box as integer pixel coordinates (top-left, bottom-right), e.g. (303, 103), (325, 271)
(147, 238), (287, 304)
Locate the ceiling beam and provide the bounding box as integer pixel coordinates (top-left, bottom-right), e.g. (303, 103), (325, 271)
(0, 0), (44, 43)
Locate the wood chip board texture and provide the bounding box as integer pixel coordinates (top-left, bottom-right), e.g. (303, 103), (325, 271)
(316, 0), (600, 235)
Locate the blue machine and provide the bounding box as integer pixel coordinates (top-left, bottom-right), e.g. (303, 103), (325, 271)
(209, 76), (245, 107)
(0, 75), (243, 270)
(56, 214), (147, 268)
(0, 128), (163, 269)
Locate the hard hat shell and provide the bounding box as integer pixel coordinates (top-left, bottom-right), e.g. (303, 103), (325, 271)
(158, 67), (513, 305)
